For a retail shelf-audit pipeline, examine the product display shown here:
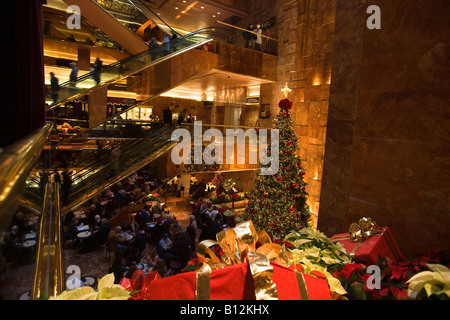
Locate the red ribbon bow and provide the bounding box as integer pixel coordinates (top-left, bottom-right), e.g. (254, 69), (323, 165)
(119, 270), (161, 300)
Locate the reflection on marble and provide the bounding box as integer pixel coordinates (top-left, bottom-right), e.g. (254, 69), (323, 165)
(319, 0), (450, 258)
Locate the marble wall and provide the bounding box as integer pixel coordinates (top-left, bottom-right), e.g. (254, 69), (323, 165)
(241, 0), (337, 227)
(318, 0), (450, 258)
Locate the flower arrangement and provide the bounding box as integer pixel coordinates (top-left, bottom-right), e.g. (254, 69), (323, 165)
(407, 263), (450, 299)
(330, 250), (450, 300)
(50, 273), (130, 300)
(145, 192), (160, 201)
(281, 228), (352, 296)
(60, 122), (81, 133)
(205, 191), (247, 204)
(260, 110), (270, 119)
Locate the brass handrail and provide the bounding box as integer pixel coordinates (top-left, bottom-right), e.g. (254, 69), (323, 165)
(0, 122), (53, 235)
(217, 20), (279, 42)
(31, 182), (64, 299)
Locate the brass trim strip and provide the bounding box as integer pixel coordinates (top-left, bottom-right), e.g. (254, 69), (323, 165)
(295, 271), (310, 300)
(195, 269), (211, 300)
(0, 122), (53, 234)
(31, 182), (65, 299)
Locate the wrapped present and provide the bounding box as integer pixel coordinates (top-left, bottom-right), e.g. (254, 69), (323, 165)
(121, 221), (332, 300)
(330, 217), (404, 265)
(144, 260), (331, 300)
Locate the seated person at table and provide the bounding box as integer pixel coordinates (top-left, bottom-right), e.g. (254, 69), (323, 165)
(92, 215), (102, 231)
(140, 205), (152, 223)
(209, 215), (223, 239)
(3, 226), (21, 262)
(63, 211), (75, 227)
(208, 206), (219, 222)
(12, 212), (27, 233)
(156, 233), (172, 262)
(65, 217), (80, 246)
(154, 259), (169, 277)
(94, 218), (110, 245)
(121, 220), (133, 234)
(172, 230), (193, 271)
(152, 198), (167, 216)
(169, 220), (182, 240)
(141, 247), (161, 268)
(108, 226), (128, 255)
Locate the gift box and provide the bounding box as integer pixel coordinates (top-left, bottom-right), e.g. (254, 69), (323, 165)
(121, 220), (332, 300)
(130, 261), (331, 300)
(330, 226), (404, 265)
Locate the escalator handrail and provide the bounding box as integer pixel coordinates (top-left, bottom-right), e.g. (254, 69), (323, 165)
(46, 26), (236, 98)
(31, 182), (64, 300)
(0, 122), (53, 234)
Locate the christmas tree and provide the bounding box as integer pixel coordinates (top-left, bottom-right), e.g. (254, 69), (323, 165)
(243, 97), (311, 239)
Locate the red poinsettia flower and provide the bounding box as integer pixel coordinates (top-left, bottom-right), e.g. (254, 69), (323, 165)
(389, 286), (409, 300)
(389, 265), (409, 281)
(338, 263), (364, 280)
(371, 287), (390, 300)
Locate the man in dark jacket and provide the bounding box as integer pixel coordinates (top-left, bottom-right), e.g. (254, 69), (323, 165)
(163, 107), (172, 125)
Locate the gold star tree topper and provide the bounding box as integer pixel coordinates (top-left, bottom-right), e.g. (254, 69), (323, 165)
(281, 82), (292, 98)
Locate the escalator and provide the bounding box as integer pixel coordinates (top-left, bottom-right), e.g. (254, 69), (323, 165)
(46, 26), (236, 110)
(62, 0), (149, 54)
(21, 123), (195, 215)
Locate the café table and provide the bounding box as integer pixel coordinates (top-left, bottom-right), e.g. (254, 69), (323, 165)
(22, 240), (36, 248)
(82, 275), (97, 288)
(153, 213), (161, 220)
(77, 224), (90, 232)
(77, 231), (92, 239)
(24, 232), (37, 240)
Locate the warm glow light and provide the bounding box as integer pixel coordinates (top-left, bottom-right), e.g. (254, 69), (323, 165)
(313, 76), (321, 86)
(107, 90), (137, 99)
(182, 1), (198, 15)
(281, 82), (292, 98)
(161, 88), (213, 101)
(247, 85), (260, 97)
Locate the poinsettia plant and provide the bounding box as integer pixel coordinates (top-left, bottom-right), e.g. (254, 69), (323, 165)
(330, 250), (450, 300)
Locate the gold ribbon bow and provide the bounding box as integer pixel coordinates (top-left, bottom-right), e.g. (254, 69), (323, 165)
(349, 217), (383, 241)
(195, 220), (291, 300)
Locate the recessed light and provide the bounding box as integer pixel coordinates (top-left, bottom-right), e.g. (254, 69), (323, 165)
(201, 6), (204, 9)
(175, 7), (179, 10)
(212, 15), (216, 17)
(217, 12), (221, 14)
